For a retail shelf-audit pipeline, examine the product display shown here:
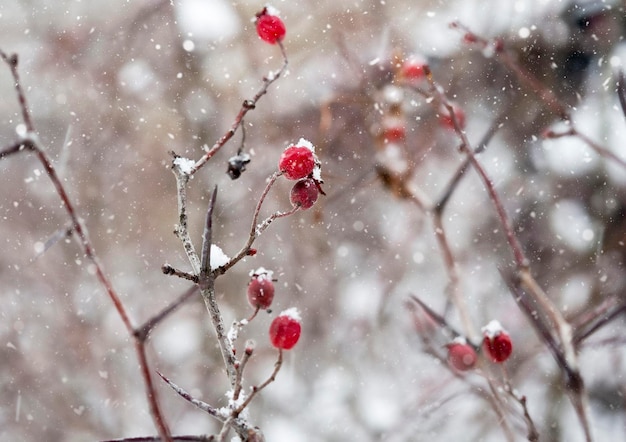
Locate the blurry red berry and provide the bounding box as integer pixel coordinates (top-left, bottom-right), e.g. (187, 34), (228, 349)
(269, 309), (301, 350)
(447, 339), (477, 371)
(439, 102), (466, 130)
(279, 141), (317, 180)
(290, 178), (319, 209)
(255, 8), (286, 44)
(482, 320), (513, 363)
(398, 56), (427, 82)
(382, 125), (406, 143)
(462, 33), (478, 44)
(247, 268), (275, 310)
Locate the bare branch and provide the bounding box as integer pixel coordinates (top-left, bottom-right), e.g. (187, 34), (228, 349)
(190, 43), (289, 175)
(617, 70), (626, 122)
(157, 372), (223, 420)
(135, 285), (200, 342)
(1, 49), (172, 441)
(200, 186), (218, 282)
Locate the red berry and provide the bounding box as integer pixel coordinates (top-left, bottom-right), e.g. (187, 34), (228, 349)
(255, 8), (286, 44)
(290, 178), (319, 209)
(382, 125), (406, 143)
(247, 268), (275, 310)
(439, 103), (466, 130)
(482, 320), (513, 363)
(447, 339), (477, 371)
(269, 308), (301, 350)
(398, 56), (427, 82)
(279, 140), (317, 180)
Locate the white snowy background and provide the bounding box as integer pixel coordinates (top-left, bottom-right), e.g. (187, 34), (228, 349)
(1, 0), (625, 441)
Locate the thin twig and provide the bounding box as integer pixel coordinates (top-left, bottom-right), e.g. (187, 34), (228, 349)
(485, 378), (515, 442)
(501, 365), (539, 442)
(135, 285), (200, 342)
(0, 139), (33, 159)
(216, 172), (300, 276)
(157, 372), (261, 441)
(431, 214), (478, 341)
(573, 301), (626, 346)
(409, 295), (460, 338)
(451, 22), (569, 121)
(616, 70), (626, 123)
(423, 60), (592, 440)
(101, 436), (214, 442)
(233, 350), (283, 418)
(189, 42), (289, 175)
(157, 372), (223, 420)
(161, 265), (199, 283)
(233, 346), (255, 404)
(200, 187), (218, 284)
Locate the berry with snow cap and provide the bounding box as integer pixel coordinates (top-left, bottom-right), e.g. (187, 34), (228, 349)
(247, 268), (275, 310)
(255, 7), (286, 45)
(482, 320), (513, 363)
(278, 138), (318, 180)
(446, 337), (477, 371)
(398, 56), (427, 83)
(269, 308), (301, 350)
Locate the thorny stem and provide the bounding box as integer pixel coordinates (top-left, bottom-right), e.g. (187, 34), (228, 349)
(0, 51), (172, 441)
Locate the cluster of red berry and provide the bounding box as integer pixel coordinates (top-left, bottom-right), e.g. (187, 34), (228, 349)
(279, 138), (324, 209)
(446, 320), (513, 371)
(247, 268), (301, 351)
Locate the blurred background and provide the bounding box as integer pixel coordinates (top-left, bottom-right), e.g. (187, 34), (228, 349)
(1, 0), (626, 440)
